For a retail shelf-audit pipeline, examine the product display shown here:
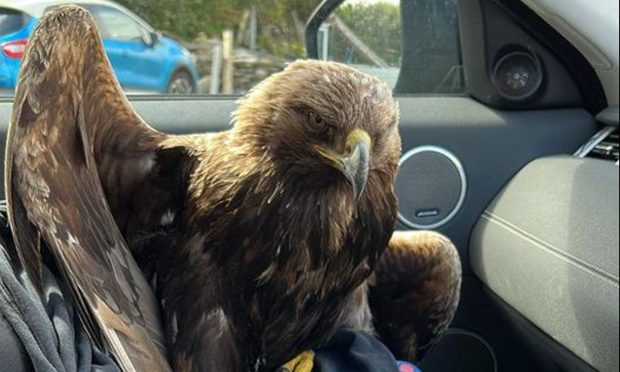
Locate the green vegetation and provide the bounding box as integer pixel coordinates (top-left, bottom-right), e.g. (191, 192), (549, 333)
(335, 2), (401, 66)
(115, 0), (400, 62)
(115, 0), (320, 56)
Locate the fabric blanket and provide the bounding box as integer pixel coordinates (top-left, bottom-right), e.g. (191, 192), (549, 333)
(0, 205), (119, 372)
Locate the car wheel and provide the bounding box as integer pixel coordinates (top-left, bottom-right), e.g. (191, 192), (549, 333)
(167, 71), (195, 94)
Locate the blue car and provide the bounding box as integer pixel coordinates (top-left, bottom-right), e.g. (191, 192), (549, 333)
(0, 0), (199, 94)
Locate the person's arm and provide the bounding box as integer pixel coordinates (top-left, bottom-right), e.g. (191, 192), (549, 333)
(0, 312), (32, 372)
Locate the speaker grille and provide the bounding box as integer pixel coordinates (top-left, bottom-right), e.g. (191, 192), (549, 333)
(396, 146), (466, 229)
(420, 329), (497, 372)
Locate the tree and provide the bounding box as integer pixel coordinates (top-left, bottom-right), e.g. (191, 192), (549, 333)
(115, 0), (321, 57)
(333, 2), (401, 67)
(116, 0), (248, 39)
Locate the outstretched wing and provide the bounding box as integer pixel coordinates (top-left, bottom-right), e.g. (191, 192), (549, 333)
(5, 5), (171, 371)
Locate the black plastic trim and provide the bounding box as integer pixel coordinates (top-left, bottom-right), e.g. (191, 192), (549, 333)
(485, 287), (598, 372)
(490, 46), (544, 101)
(493, 0), (606, 113)
(458, 0), (587, 111)
(305, 0), (342, 59)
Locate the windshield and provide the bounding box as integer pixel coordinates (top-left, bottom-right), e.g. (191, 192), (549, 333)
(0, 8), (27, 37)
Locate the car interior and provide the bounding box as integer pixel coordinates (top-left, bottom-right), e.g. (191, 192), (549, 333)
(0, 0), (617, 371)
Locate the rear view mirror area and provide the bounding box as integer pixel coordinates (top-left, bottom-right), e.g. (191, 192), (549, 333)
(307, 0), (402, 89)
(305, 0), (464, 94)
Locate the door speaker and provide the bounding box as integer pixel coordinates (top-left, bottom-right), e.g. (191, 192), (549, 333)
(420, 329), (497, 372)
(396, 146), (466, 229)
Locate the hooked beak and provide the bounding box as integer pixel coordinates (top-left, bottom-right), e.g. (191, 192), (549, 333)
(316, 129), (371, 200)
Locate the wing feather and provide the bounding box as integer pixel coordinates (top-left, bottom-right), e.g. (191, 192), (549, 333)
(5, 5), (172, 371)
(369, 231), (461, 361)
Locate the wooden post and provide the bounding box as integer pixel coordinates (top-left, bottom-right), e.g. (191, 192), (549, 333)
(249, 6), (257, 51)
(209, 41), (222, 94)
(237, 9), (250, 46)
(222, 30), (234, 94)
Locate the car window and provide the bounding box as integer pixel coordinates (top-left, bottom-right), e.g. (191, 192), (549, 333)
(318, 0), (402, 90)
(0, 8), (27, 37)
(321, 0), (463, 94)
(112, 0), (324, 95)
(0, 0), (462, 97)
(88, 5), (144, 42)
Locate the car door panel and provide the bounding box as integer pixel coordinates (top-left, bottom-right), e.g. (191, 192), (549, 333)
(136, 42), (170, 90)
(396, 97), (597, 271)
(86, 4), (166, 92)
(101, 38), (134, 85)
(103, 39), (164, 92)
(0, 93), (601, 372)
(0, 96), (597, 270)
(110, 40), (165, 90)
(470, 156), (619, 372)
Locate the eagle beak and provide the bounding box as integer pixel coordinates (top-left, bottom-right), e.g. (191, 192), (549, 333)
(316, 129), (371, 200)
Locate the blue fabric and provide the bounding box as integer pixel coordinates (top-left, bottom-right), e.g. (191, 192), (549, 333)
(314, 328), (401, 372)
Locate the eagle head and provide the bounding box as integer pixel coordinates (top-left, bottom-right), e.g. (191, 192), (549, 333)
(232, 59), (401, 202)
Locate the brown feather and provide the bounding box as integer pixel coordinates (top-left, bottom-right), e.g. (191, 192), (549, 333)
(144, 61), (400, 371)
(6, 5), (458, 372)
(6, 6), (170, 371)
(369, 231), (462, 362)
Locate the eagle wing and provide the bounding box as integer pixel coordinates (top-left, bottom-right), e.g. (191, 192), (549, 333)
(5, 5), (172, 371)
(369, 231), (461, 362)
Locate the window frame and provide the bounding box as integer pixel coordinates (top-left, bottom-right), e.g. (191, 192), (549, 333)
(81, 4), (146, 42)
(306, 0), (467, 98)
(0, 8), (29, 37)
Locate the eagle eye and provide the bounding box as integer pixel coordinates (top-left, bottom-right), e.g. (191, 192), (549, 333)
(307, 110), (329, 133)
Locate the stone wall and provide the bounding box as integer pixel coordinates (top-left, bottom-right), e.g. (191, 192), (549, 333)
(185, 35), (289, 94)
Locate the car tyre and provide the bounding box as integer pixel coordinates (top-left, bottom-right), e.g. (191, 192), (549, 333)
(167, 70), (195, 94)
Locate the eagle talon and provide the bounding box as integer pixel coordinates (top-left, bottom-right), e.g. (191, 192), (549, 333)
(280, 351), (315, 372)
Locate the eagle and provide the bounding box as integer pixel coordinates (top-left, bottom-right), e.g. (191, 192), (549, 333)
(5, 5), (461, 372)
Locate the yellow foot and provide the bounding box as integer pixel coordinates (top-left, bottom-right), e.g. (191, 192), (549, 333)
(279, 351), (315, 372)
